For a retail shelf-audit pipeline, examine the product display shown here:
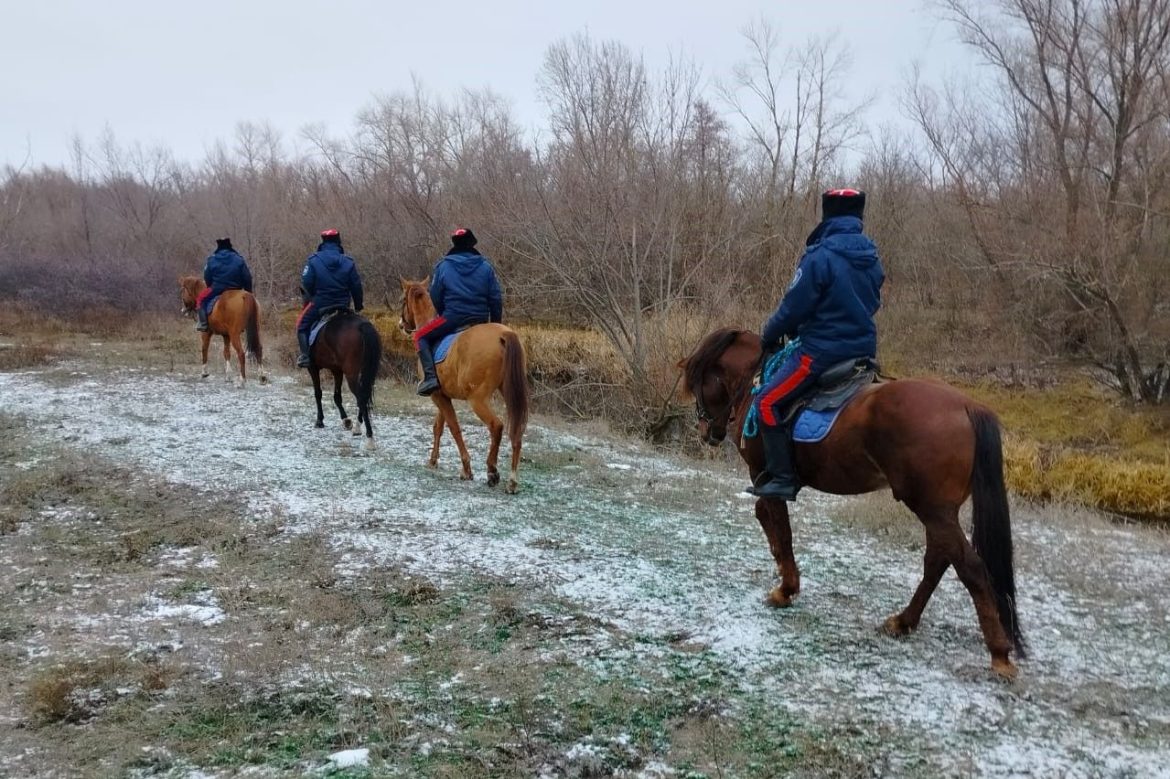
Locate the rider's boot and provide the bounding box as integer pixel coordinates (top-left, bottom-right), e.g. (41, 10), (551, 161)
(416, 339), (441, 396)
(296, 330), (312, 368)
(747, 424), (801, 500)
(195, 306), (209, 332)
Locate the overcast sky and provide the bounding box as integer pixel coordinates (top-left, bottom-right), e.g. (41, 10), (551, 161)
(1, 0), (973, 169)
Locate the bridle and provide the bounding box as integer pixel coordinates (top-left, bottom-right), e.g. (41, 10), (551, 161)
(693, 370), (753, 439)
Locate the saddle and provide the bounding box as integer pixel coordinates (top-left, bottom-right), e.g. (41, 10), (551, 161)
(308, 309), (349, 346)
(433, 328), (470, 364)
(782, 357), (880, 442)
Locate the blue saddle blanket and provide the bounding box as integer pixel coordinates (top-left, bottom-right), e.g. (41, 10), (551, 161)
(309, 310), (346, 346)
(434, 330), (466, 364)
(792, 407), (848, 443)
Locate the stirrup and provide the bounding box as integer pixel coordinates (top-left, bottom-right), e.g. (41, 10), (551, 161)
(296, 354), (311, 368)
(747, 473), (800, 500)
(417, 378), (440, 396)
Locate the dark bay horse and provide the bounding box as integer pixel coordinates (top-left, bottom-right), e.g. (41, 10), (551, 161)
(179, 276), (265, 385)
(306, 312), (382, 452)
(398, 279), (529, 493)
(680, 328), (1025, 679)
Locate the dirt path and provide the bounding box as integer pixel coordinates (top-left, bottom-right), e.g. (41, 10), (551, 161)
(1, 356), (1168, 777)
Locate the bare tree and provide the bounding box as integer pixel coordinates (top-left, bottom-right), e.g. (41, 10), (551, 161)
(915, 0), (1170, 401)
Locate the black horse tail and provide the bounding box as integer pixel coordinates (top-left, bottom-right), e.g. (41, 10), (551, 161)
(244, 293), (263, 364)
(968, 407), (1026, 657)
(501, 330), (529, 445)
(357, 319), (382, 411)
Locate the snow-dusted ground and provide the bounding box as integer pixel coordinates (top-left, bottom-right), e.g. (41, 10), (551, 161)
(2, 361), (1169, 777)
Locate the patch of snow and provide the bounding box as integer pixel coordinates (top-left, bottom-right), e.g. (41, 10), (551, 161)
(3, 365), (1170, 777)
(327, 748), (370, 768)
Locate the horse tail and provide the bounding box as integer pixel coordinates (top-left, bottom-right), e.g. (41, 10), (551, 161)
(501, 330), (529, 445)
(357, 319), (382, 410)
(244, 294), (263, 364)
(968, 407), (1026, 658)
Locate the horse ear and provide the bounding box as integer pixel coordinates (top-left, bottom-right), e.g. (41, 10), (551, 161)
(422, 275), (430, 287)
(398, 278), (409, 290)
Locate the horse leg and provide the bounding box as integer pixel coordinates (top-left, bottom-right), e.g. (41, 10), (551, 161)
(200, 332), (211, 378)
(881, 527), (949, 637)
(432, 394), (473, 480)
(332, 370), (351, 431)
(755, 498), (801, 607)
(506, 420), (522, 496)
(428, 411), (444, 468)
(310, 368), (325, 428)
(230, 331), (246, 387)
(342, 372), (374, 451)
(916, 508), (1017, 679)
(468, 396), (504, 488)
(222, 335), (233, 383)
(358, 382), (375, 452)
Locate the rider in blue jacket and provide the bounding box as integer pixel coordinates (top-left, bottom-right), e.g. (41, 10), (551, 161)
(196, 237), (253, 331)
(412, 227), (503, 396)
(749, 189), (885, 500)
(296, 229), (364, 368)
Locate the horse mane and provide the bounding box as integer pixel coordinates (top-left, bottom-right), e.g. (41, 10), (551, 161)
(683, 328), (743, 390)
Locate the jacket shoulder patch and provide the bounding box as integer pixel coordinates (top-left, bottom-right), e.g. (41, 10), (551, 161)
(787, 267), (803, 291)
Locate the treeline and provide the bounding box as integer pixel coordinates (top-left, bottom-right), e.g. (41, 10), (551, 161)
(2, 1), (1168, 406)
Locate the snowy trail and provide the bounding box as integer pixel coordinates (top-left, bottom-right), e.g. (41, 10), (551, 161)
(2, 362), (1168, 777)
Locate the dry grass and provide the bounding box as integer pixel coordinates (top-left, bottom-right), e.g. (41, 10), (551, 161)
(958, 380), (1170, 522)
(1004, 437), (1170, 521)
(26, 655), (177, 724)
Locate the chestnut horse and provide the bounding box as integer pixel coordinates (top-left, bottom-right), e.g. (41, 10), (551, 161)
(680, 328), (1025, 678)
(306, 311), (382, 452)
(178, 276), (265, 385)
(398, 279), (529, 494)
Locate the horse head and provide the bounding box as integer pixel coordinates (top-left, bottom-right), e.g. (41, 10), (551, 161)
(397, 277), (433, 335)
(178, 276), (205, 316)
(678, 328), (763, 446)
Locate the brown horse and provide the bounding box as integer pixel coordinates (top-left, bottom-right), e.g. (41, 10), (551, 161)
(398, 278), (529, 494)
(680, 328), (1025, 679)
(306, 311), (382, 452)
(178, 276), (265, 385)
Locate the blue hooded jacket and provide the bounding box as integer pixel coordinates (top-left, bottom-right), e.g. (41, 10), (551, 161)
(761, 215), (884, 367)
(429, 250), (503, 325)
(203, 249), (253, 296)
(302, 242), (364, 312)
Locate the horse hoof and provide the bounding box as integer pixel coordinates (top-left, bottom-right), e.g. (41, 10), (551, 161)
(201, 373), (209, 380)
(487, 471), (500, 487)
(505, 480), (519, 495)
(765, 586), (795, 608)
(991, 658), (1018, 681)
(460, 471), (473, 481)
(342, 419), (353, 431)
(259, 375), (269, 385)
(426, 460), (438, 469)
(315, 421), (325, 429)
(363, 438), (376, 453)
(879, 615), (912, 637)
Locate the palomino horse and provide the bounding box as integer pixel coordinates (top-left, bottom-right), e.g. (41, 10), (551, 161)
(178, 276), (266, 385)
(398, 279), (529, 494)
(305, 311), (382, 452)
(680, 328), (1025, 679)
